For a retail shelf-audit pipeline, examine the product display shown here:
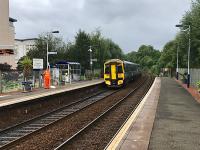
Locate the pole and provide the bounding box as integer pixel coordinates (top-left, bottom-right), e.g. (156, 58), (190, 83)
(47, 38), (49, 69)
(0, 70), (2, 94)
(39, 70), (42, 88)
(89, 46), (93, 77)
(187, 25), (191, 88)
(32, 70), (35, 87)
(176, 43), (179, 80)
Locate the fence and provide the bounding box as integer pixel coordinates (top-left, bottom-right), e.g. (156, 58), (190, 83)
(178, 68), (200, 87)
(0, 71), (24, 93)
(0, 70), (37, 93)
(0, 68), (102, 94)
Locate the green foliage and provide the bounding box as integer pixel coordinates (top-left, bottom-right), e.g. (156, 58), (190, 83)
(26, 33), (67, 69)
(156, 0), (200, 74)
(196, 81), (200, 91)
(18, 30), (123, 75)
(19, 56), (32, 81)
(0, 63), (11, 71)
(68, 29), (123, 73)
(125, 45), (161, 75)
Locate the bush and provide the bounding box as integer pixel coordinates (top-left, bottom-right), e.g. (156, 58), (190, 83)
(196, 81), (200, 92)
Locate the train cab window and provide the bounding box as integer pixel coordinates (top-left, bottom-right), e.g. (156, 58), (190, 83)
(105, 65), (110, 74)
(117, 65), (123, 73)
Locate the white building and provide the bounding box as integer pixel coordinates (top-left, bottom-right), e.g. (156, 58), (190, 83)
(0, 0), (17, 69)
(14, 38), (37, 63)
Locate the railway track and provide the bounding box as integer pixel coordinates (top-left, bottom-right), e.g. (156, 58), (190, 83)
(0, 83), (104, 131)
(0, 75), (149, 149)
(0, 89), (118, 149)
(55, 75), (153, 150)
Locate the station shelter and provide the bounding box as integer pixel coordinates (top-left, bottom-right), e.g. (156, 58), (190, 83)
(54, 61), (81, 85)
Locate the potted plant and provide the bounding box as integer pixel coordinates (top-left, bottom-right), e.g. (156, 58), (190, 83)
(19, 56), (33, 92)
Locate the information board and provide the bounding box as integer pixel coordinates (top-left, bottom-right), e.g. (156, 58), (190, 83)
(33, 58), (43, 70)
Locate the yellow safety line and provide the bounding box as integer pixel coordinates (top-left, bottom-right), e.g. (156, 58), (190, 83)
(106, 77), (158, 150)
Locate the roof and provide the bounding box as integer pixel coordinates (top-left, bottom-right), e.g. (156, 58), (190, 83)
(105, 59), (123, 64)
(15, 38), (38, 42)
(123, 61), (139, 66)
(105, 59), (139, 66)
(56, 60), (80, 65)
(9, 17), (17, 22)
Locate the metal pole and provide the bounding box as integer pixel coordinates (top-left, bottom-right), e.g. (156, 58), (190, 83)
(89, 46), (92, 77)
(176, 43), (179, 80)
(47, 37), (49, 69)
(187, 25), (191, 88)
(0, 70), (2, 94)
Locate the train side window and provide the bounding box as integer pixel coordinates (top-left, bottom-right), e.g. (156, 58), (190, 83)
(118, 65), (123, 73)
(105, 65), (110, 74)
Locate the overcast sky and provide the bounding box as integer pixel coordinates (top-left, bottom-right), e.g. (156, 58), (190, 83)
(10, 0), (191, 53)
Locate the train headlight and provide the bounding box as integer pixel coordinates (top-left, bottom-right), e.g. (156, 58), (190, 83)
(118, 80), (123, 85)
(105, 80), (111, 85)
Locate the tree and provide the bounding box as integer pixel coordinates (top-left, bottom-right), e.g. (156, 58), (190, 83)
(19, 56), (32, 81)
(68, 29), (124, 73)
(26, 33), (68, 69)
(68, 30), (91, 73)
(125, 45), (161, 74)
(171, 0), (200, 68)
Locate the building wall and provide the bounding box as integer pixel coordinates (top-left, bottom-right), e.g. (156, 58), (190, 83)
(0, 55), (17, 69)
(0, 0), (14, 49)
(14, 39), (36, 63)
(0, 0), (17, 69)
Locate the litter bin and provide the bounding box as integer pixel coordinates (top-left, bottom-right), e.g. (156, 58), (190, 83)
(22, 81), (33, 92)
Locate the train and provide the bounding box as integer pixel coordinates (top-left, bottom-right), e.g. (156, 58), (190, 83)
(104, 59), (141, 87)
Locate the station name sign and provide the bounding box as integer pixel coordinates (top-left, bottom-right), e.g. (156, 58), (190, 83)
(33, 58), (43, 70)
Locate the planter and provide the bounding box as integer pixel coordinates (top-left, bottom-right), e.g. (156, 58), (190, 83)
(22, 81), (33, 92)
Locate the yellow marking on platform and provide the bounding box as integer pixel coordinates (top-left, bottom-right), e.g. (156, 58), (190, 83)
(106, 78), (158, 150)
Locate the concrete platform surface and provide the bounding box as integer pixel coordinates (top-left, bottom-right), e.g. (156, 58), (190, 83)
(0, 79), (103, 108)
(148, 77), (200, 150)
(106, 77), (161, 150)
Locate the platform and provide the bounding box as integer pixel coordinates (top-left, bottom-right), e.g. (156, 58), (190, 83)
(106, 77), (161, 150)
(0, 79), (103, 108)
(149, 77), (200, 150)
(106, 77), (200, 150)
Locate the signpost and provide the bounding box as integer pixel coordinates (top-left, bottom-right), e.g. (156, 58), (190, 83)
(33, 59), (43, 87)
(48, 52), (57, 55)
(91, 58), (97, 62)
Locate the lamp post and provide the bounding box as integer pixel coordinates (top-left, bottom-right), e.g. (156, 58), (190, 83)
(88, 45), (93, 72)
(175, 24), (191, 88)
(46, 30), (59, 69)
(176, 43), (179, 80)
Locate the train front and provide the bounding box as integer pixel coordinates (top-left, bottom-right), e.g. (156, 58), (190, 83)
(104, 59), (124, 87)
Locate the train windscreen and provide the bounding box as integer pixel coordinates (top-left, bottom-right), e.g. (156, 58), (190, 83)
(105, 65), (110, 74)
(117, 65), (123, 73)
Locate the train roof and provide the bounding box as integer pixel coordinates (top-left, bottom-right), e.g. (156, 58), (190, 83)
(105, 59), (139, 66)
(104, 59), (123, 64)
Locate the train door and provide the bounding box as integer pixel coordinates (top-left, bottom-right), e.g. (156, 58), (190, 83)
(111, 64), (117, 80)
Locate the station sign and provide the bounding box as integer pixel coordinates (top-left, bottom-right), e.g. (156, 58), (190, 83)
(33, 58), (43, 70)
(91, 58), (97, 62)
(48, 52), (57, 55)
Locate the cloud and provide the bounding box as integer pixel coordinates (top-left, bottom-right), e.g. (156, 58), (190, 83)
(10, 0), (190, 52)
